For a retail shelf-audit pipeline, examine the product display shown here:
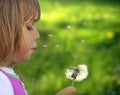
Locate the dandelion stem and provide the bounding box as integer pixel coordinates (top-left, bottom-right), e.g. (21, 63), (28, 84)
(72, 80), (74, 86)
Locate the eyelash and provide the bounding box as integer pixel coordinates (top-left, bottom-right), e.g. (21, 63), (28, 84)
(27, 26), (34, 31)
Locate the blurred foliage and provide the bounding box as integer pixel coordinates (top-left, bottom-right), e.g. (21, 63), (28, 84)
(18, 0), (120, 95)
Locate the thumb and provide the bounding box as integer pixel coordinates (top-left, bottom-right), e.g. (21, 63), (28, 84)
(56, 86), (77, 95)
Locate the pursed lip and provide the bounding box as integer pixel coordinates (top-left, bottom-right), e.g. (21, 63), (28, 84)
(31, 47), (37, 50)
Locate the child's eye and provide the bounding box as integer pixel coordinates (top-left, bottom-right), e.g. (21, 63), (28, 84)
(27, 26), (34, 31)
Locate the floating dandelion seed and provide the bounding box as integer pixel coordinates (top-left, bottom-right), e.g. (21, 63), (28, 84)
(48, 34), (53, 38)
(87, 50), (91, 53)
(83, 22), (87, 26)
(65, 64), (88, 85)
(81, 40), (85, 43)
(43, 44), (48, 48)
(67, 25), (71, 29)
(73, 55), (78, 58)
(103, 14), (110, 19)
(56, 44), (60, 48)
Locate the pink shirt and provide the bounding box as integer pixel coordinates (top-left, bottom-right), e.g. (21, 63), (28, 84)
(0, 69), (26, 95)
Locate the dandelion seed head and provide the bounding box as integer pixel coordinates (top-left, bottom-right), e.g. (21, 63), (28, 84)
(65, 64), (88, 82)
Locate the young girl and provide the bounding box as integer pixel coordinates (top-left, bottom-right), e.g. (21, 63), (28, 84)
(0, 0), (77, 95)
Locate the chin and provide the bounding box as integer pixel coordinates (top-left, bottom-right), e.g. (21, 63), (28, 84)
(12, 51), (33, 63)
(17, 56), (32, 63)
(21, 56), (31, 62)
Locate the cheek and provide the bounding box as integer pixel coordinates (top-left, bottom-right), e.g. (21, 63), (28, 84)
(12, 27), (34, 62)
(22, 32), (33, 48)
(18, 31), (33, 55)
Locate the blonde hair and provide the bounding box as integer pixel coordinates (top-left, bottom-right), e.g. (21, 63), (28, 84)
(0, 0), (40, 65)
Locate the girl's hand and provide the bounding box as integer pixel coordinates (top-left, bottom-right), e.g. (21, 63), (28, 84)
(56, 86), (77, 95)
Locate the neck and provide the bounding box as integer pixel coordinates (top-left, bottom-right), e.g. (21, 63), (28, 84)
(0, 62), (8, 67)
(0, 61), (16, 68)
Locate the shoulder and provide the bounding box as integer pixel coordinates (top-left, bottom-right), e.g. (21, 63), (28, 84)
(0, 71), (14, 95)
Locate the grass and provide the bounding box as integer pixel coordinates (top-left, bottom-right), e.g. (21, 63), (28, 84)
(18, 0), (120, 95)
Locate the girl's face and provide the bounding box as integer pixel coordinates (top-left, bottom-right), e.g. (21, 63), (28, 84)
(12, 15), (40, 63)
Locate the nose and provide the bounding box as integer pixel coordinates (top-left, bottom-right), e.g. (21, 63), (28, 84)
(34, 30), (40, 41)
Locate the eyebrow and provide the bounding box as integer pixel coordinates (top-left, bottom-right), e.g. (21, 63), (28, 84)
(34, 15), (40, 22)
(34, 18), (39, 22)
(30, 17), (39, 23)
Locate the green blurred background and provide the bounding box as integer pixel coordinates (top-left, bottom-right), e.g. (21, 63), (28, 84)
(18, 0), (120, 95)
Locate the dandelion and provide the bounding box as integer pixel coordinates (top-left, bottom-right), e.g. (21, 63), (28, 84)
(65, 64), (88, 85)
(106, 32), (114, 39)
